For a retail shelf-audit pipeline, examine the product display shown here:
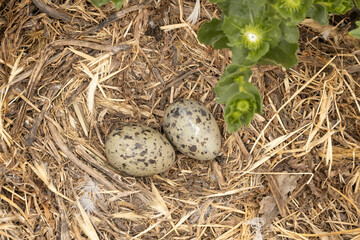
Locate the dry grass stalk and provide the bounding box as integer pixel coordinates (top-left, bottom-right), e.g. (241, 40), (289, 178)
(0, 0), (359, 239)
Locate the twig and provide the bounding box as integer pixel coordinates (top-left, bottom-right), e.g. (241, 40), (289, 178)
(12, 49), (54, 135)
(159, 69), (198, 93)
(32, 0), (79, 23)
(300, 19), (358, 43)
(48, 122), (117, 191)
(25, 85), (60, 146)
(75, 145), (132, 191)
(266, 175), (288, 218)
(55, 195), (70, 240)
(79, 1), (151, 36)
(50, 39), (130, 53)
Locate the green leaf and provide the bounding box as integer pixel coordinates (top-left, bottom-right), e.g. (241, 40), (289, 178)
(259, 39), (298, 69)
(241, 82), (262, 114)
(215, 65), (262, 133)
(331, 0), (353, 14)
(266, 21), (282, 47)
(306, 4), (329, 25)
(222, 16), (246, 47)
(91, 0), (111, 7)
(313, 0), (340, 9)
(354, 0), (360, 8)
(231, 47), (253, 66)
(277, 0), (313, 25)
(224, 85), (262, 133)
(314, 0), (353, 14)
(198, 18), (229, 49)
(223, 15), (278, 62)
(216, 1), (230, 14)
(228, 0), (266, 19)
(349, 21), (360, 39)
(91, 0), (123, 9)
(194, 0), (360, 133)
(246, 42), (269, 62)
(215, 64), (253, 104)
(280, 23), (299, 44)
(112, 0), (124, 9)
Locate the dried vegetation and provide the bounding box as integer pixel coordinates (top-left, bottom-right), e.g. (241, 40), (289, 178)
(0, 0), (359, 239)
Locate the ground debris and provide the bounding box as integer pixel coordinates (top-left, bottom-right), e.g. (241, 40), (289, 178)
(0, 0), (359, 238)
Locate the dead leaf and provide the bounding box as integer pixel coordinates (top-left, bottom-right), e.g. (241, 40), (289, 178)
(259, 173), (300, 225)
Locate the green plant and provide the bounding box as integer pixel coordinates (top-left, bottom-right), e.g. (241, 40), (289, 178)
(349, 21), (360, 37)
(91, 0), (124, 9)
(198, 0), (360, 133)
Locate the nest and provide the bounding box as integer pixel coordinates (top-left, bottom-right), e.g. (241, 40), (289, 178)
(0, 0), (359, 239)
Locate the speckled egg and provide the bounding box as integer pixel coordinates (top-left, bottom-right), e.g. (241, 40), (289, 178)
(162, 99), (221, 161)
(105, 123), (175, 177)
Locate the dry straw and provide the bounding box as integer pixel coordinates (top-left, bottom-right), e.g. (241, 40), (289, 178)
(0, 0), (359, 239)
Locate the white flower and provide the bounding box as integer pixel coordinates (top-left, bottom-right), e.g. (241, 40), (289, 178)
(186, 0), (201, 25)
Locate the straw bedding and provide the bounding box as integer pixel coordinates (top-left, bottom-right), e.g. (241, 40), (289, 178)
(0, 0), (359, 239)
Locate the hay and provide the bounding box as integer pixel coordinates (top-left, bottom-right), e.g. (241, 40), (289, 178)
(0, 0), (359, 239)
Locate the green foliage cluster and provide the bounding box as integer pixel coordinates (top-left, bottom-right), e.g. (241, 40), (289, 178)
(91, 0), (124, 9)
(198, 0), (360, 133)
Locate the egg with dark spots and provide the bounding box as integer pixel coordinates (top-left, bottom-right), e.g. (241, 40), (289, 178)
(105, 123), (175, 177)
(162, 99), (221, 160)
